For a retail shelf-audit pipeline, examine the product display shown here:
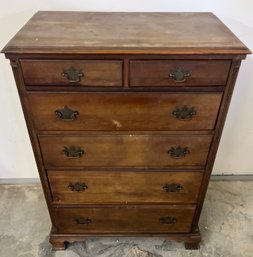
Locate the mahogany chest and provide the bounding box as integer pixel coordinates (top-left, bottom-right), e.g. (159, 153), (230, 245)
(2, 11), (250, 250)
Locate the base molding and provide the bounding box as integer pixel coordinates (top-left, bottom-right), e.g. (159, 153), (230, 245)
(210, 175), (253, 181)
(0, 178), (40, 184)
(1, 175), (253, 184)
(49, 230), (201, 251)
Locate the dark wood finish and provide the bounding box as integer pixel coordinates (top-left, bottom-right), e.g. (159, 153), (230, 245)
(2, 12), (250, 55)
(49, 230), (201, 251)
(129, 60), (231, 86)
(185, 241), (200, 249)
(49, 238), (66, 251)
(39, 134), (212, 167)
(28, 92), (222, 131)
(2, 11), (250, 251)
(21, 60), (122, 86)
(51, 205), (195, 233)
(48, 170), (203, 204)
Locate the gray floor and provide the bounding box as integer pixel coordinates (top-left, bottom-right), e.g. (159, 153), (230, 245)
(0, 181), (252, 257)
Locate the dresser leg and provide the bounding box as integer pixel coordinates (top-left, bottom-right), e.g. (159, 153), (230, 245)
(49, 238), (67, 251)
(184, 241), (200, 250)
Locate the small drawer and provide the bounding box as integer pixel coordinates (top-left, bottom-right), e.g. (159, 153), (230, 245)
(52, 205), (195, 233)
(20, 60), (123, 86)
(28, 92), (222, 131)
(39, 134), (212, 168)
(48, 170), (203, 204)
(129, 60), (231, 86)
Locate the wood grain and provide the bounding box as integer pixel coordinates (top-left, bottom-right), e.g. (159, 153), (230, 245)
(130, 60), (231, 86)
(21, 60), (122, 86)
(2, 12), (250, 55)
(28, 92), (222, 131)
(52, 205), (195, 233)
(39, 134), (212, 168)
(48, 170), (203, 204)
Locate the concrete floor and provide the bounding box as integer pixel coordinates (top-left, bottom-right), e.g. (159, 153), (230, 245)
(0, 181), (252, 257)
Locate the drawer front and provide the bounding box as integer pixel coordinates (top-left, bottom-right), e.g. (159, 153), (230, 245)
(20, 60), (122, 86)
(39, 134), (212, 167)
(48, 170), (203, 204)
(130, 60), (231, 86)
(52, 206), (195, 233)
(28, 92), (222, 131)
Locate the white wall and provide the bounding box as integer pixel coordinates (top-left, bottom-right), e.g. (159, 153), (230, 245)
(0, 0), (253, 178)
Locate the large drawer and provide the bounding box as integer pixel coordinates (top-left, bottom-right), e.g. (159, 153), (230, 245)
(39, 134), (212, 168)
(52, 205), (195, 233)
(20, 60), (123, 86)
(28, 92), (222, 131)
(48, 170), (203, 204)
(129, 60), (231, 86)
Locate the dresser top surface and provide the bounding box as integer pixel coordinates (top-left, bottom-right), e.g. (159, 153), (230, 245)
(2, 11), (250, 55)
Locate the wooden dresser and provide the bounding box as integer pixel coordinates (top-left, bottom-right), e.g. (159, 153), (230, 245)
(2, 11), (250, 250)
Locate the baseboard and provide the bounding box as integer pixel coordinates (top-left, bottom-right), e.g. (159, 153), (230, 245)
(211, 175), (253, 181)
(0, 178), (41, 184)
(0, 175), (253, 184)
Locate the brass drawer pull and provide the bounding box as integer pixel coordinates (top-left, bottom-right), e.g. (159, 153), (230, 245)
(55, 106), (79, 121)
(68, 182), (88, 192)
(74, 217), (92, 225)
(62, 66), (84, 83)
(163, 183), (183, 192)
(160, 216), (177, 225)
(63, 146), (84, 158)
(172, 106), (197, 121)
(169, 67), (191, 83)
(168, 146), (189, 158)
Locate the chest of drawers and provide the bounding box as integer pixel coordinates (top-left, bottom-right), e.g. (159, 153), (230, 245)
(2, 11), (250, 250)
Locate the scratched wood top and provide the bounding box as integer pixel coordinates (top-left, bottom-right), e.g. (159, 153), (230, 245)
(2, 11), (250, 55)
